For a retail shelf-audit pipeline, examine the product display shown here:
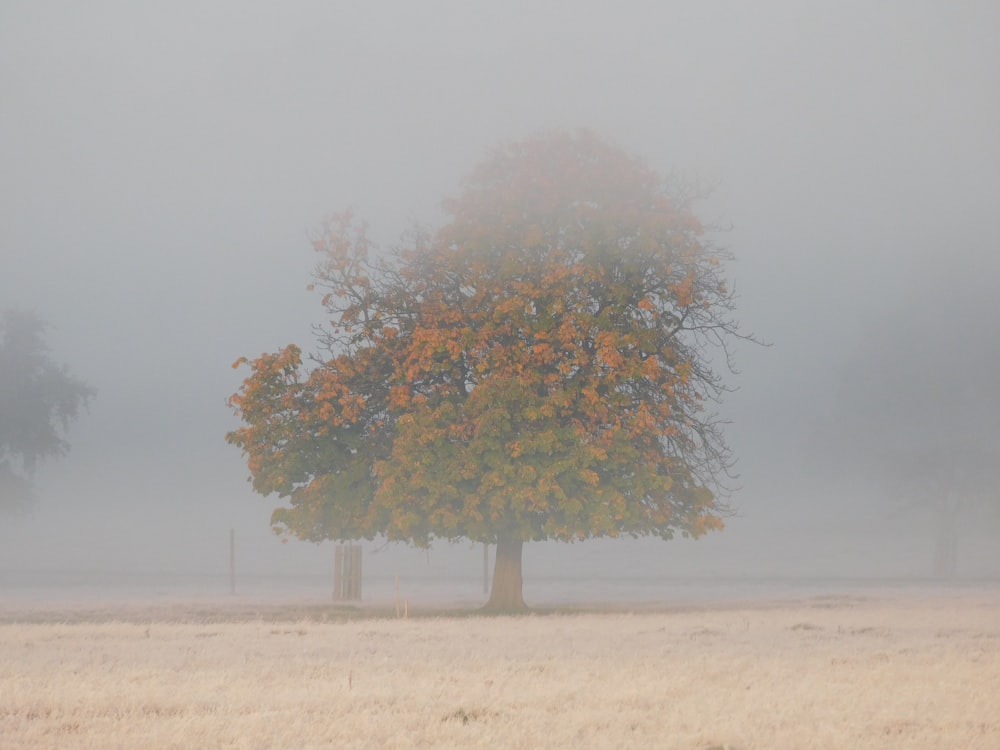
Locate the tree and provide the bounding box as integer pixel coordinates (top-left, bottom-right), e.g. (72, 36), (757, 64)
(821, 257), (999, 578)
(0, 309), (95, 514)
(227, 130), (748, 610)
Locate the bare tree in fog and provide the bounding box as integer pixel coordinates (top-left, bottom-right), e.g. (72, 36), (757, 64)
(228, 131), (753, 611)
(822, 260), (999, 577)
(0, 310), (96, 515)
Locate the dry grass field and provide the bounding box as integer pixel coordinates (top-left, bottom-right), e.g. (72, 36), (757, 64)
(1, 590), (998, 749)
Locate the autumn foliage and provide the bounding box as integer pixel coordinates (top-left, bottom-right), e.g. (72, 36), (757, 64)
(227, 131), (744, 609)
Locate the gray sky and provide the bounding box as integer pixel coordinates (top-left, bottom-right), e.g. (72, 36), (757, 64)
(2, 1), (999, 589)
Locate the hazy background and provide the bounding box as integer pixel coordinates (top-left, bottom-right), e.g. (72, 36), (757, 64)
(2, 1), (998, 602)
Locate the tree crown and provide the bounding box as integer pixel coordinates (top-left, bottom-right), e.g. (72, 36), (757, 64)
(228, 130), (747, 547)
(0, 309), (95, 513)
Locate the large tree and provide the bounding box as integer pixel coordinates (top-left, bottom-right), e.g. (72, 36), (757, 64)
(228, 131), (748, 610)
(0, 309), (95, 514)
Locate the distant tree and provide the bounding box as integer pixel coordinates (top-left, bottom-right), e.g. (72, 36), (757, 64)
(0, 310), (95, 514)
(227, 130), (750, 610)
(823, 261), (999, 577)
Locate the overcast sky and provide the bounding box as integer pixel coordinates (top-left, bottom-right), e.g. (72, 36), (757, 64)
(2, 1), (999, 591)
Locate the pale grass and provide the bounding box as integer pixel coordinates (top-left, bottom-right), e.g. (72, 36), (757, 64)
(1, 593), (998, 749)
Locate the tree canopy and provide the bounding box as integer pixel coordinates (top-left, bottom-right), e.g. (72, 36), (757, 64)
(227, 130), (748, 609)
(0, 309), (95, 514)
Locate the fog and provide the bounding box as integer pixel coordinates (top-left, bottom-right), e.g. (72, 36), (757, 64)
(2, 1), (998, 604)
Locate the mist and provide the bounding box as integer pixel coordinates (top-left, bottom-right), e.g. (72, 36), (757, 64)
(2, 1), (998, 605)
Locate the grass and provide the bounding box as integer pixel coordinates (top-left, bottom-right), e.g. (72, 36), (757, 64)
(1, 591), (998, 748)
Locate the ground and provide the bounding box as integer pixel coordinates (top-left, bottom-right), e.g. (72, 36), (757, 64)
(1, 589), (998, 749)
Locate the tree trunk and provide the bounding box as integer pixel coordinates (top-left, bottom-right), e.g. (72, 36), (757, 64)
(932, 492), (960, 579)
(933, 519), (958, 579)
(482, 535), (527, 612)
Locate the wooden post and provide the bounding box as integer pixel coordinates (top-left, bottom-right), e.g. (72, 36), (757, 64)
(229, 528), (236, 596)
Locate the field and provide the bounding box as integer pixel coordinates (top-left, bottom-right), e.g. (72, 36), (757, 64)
(1, 589), (998, 749)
